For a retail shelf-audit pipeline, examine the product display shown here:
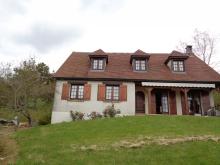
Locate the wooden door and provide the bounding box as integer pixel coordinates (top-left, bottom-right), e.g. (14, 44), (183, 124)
(136, 91), (145, 114)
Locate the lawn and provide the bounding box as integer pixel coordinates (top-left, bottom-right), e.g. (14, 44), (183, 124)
(10, 116), (220, 164)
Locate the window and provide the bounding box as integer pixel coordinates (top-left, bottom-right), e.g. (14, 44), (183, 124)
(70, 85), (84, 99)
(172, 61), (184, 72)
(92, 59), (104, 70)
(105, 85), (119, 101)
(135, 60), (146, 71)
(161, 94), (168, 113)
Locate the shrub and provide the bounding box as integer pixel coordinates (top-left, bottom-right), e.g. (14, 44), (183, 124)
(70, 111), (84, 121)
(37, 103), (52, 125)
(89, 111), (103, 120)
(103, 104), (119, 117)
(38, 112), (51, 125)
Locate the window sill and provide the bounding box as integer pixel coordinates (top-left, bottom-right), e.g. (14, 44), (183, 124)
(133, 70), (147, 73)
(103, 100), (120, 103)
(172, 71), (186, 74)
(68, 99), (85, 102)
(89, 69), (105, 72)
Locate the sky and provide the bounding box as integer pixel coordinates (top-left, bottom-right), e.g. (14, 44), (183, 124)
(0, 0), (220, 72)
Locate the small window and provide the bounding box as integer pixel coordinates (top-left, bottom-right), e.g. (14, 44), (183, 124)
(92, 59), (104, 70)
(135, 60), (146, 71)
(70, 85), (84, 99)
(172, 61), (184, 72)
(105, 85), (119, 101)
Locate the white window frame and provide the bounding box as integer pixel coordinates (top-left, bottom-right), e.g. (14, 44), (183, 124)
(172, 60), (184, 72)
(105, 85), (119, 101)
(70, 84), (84, 99)
(135, 60), (146, 71)
(92, 59), (104, 70)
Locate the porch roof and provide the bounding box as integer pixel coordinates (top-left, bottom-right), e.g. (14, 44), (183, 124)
(141, 82), (215, 88)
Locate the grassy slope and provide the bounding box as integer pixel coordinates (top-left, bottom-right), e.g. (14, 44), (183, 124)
(15, 116), (220, 165)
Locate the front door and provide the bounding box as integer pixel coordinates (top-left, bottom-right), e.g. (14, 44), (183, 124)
(135, 91), (145, 114)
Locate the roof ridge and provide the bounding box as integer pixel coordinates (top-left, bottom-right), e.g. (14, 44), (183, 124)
(70, 51), (171, 55)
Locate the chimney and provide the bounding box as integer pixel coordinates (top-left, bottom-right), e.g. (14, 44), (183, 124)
(185, 45), (192, 54)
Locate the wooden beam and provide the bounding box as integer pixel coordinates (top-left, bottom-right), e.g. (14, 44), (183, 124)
(147, 87), (153, 114)
(183, 88), (189, 115)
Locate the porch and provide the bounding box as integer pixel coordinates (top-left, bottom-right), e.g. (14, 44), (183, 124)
(135, 82), (215, 115)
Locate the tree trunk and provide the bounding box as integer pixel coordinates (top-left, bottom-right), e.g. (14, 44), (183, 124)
(27, 115), (32, 127)
(21, 110), (33, 127)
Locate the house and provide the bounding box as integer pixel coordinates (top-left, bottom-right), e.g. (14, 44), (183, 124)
(51, 46), (220, 123)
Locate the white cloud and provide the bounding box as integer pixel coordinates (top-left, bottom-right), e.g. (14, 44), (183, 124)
(0, 0), (220, 71)
(0, 0), (28, 21)
(14, 23), (81, 53)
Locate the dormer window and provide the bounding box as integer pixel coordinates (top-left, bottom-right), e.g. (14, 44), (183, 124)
(130, 49), (150, 72)
(92, 59), (104, 70)
(165, 51), (189, 73)
(135, 60), (146, 71)
(89, 49), (108, 71)
(172, 60), (184, 72)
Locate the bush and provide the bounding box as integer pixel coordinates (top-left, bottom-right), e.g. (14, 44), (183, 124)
(70, 111), (84, 121)
(89, 111), (103, 120)
(38, 112), (51, 125)
(36, 102), (52, 125)
(103, 104), (120, 117)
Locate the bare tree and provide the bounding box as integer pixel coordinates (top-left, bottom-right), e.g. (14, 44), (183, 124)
(193, 29), (215, 65)
(177, 29), (217, 67)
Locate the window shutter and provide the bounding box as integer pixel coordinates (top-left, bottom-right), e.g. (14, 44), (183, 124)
(201, 91), (210, 113)
(97, 84), (106, 101)
(120, 85), (127, 101)
(84, 84), (91, 100)
(61, 83), (70, 100)
(169, 91), (177, 115)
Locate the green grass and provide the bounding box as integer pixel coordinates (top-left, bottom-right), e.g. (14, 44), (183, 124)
(14, 116), (220, 165)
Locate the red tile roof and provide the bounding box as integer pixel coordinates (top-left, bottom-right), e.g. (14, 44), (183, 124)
(54, 50), (220, 83)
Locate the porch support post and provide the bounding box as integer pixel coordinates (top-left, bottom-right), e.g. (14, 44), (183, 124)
(182, 88), (190, 115)
(147, 87), (153, 114)
(169, 88), (178, 115)
(209, 89), (214, 108)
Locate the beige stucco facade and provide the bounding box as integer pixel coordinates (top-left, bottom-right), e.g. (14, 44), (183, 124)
(51, 80), (136, 123)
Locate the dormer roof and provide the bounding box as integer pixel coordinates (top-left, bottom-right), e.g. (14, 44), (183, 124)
(89, 49), (108, 63)
(130, 49), (150, 64)
(164, 51), (189, 64)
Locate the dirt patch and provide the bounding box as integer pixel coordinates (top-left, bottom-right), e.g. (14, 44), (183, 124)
(70, 135), (220, 152)
(0, 126), (18, 165)
(112, 135), (220, 149)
